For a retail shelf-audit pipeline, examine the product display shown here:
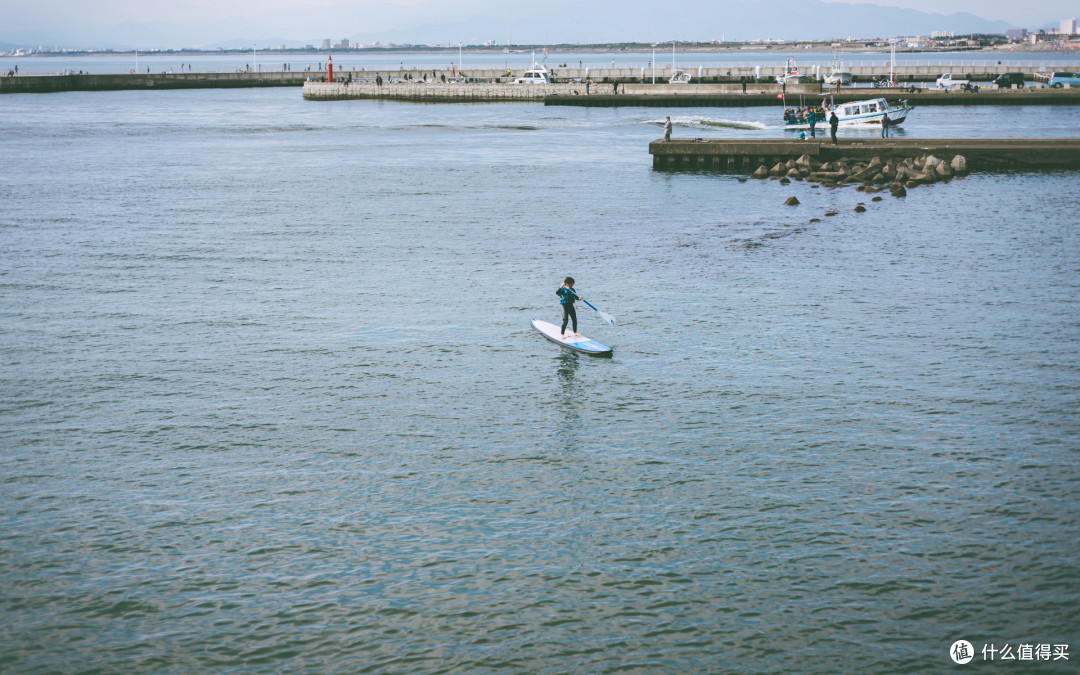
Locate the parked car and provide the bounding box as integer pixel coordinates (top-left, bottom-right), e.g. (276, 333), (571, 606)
(992, 72), (1026, 88)
(1048, 72), (1080, 87)
(935, 73), (970, 90)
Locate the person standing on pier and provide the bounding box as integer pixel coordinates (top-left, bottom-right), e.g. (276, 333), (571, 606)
(829, 111), (839, 145)
(881, 113), (891, 138)
(809, 109), (818, 138)
(663, 116), (672, 142)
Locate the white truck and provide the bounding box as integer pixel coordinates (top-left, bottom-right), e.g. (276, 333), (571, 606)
(935, 73), (970, 90)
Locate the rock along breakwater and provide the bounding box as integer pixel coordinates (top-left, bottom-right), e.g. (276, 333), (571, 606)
(755, 151), (971, 201)
(650, 138), (1080, 209)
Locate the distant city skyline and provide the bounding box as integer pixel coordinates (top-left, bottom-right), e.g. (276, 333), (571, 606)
(8, 0), (1072, 29)
(1, 0), (1074, 50)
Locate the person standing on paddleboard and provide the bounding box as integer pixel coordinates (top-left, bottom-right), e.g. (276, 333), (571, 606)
(557, 277), (583, 338)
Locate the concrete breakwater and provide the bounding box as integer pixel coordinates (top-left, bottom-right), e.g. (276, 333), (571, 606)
(0, 71), (312, 93)
(4, 61), (1077, 94)
(649, 138), (1080, 172)
(302, 80), (580, 102)
(548, 88), (1080, 108)
(303, 81), (1080, 106)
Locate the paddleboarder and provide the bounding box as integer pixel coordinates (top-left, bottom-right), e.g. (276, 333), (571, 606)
(557, 277), (583, 338)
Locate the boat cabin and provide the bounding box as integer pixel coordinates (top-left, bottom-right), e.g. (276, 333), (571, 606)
(515, 67), (551, 84)
(837, 98), (888, 118)
(669, 70), (692, 84)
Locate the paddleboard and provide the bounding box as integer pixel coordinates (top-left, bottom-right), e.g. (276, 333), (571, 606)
(531, 319), (613, 356)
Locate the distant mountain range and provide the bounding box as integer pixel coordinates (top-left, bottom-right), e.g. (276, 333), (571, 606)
(1, 0), (1023, 51)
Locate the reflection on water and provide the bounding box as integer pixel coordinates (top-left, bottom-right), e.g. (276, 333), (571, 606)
(556, 349), (580, 387)
(555, 350), (581, 445)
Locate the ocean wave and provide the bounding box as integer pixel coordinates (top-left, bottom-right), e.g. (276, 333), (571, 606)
(647, 116), (768, 131)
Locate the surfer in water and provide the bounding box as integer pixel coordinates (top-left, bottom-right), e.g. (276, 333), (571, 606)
(557, 277), (583, 338)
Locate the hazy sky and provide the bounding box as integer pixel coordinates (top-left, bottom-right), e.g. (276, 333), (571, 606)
(12, 0), (1075, 24)
(4, 0), (1070, 40)
(824, 0), (1072, 24)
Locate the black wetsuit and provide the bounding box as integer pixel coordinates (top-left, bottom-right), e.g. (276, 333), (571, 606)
(557, 286), (579, 335)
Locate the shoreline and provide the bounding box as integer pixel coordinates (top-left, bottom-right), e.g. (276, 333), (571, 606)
(6, 44), (1080, 59)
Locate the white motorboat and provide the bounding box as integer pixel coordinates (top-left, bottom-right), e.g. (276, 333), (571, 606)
(824, 50), (852, 86)
(514, 65), (551, 84)
(669, 69), (692, 84)
(824, 70), (852, 86)
(783, 97), (913, 131)
(776, 58), (814, 85)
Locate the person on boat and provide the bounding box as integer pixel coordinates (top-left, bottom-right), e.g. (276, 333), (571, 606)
(829, 111), (839, 144)
(557, 277), (583, 338)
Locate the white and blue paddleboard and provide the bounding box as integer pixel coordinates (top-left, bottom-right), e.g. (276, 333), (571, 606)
(531, 319), (613, 356)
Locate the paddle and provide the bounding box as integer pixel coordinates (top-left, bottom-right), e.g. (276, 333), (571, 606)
(580, 298), (616, 326)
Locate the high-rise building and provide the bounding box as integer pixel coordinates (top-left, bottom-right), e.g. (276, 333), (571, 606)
(1061, 18), (1077, 35)
(339, 39), (350, 49)
(321, 39), (332, 50)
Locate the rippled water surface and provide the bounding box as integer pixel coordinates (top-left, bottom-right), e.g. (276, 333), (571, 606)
(1, 89), (1079, 673)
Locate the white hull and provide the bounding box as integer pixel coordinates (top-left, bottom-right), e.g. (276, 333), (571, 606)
(784, 98), (913, 131)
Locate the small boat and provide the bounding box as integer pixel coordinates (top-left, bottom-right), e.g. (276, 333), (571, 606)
(783, 97), (913, 131)
(669, 69), (692, 84)
(824, 70), (852, 86)
(824, 50), (852, 86)
(776, 58), (814, 85)
(514, 64), (551, 84)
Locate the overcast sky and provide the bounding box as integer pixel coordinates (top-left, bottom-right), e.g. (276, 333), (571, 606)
(824, 0), (1072, 25)
(5, 0), (1071, 38)
(78, 0), (1072, 25)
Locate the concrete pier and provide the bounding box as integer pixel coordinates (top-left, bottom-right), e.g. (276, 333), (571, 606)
(302, 81), (1080, 106)
(0, 71), (313, 93)
(303, 80), (581, 102)
(5, 62), (1079, 96)
(649, 138), (1080, 172)
(548, 87), (1080, 108)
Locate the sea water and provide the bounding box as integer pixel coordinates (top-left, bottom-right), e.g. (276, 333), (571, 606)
(1, 88), (1078, 673)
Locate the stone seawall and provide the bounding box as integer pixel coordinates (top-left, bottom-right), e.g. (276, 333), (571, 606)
(5, 62), (1076, 95)
(302, 81), (584, 102)
(548, 88), (1080, 108)
(0, 72), (310, 93)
